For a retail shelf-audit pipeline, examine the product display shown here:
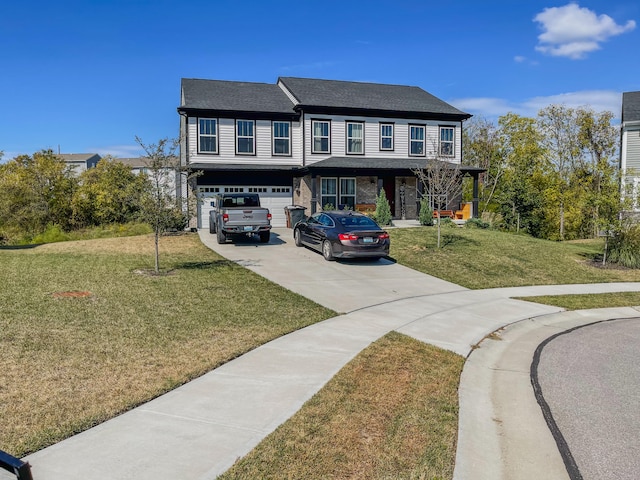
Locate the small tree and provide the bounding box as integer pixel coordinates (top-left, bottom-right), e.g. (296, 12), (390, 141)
(135, 136), (186, 274)
(374, 188), (393, 226)
(413, 158), (463, 248)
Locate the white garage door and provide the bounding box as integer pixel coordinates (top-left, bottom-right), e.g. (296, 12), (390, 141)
(198, 185), (292, 229)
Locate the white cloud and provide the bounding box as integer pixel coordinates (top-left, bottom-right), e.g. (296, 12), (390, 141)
(534, 3), (636, 59)
(450, 89), (622, 120)
(514, 55), (526, 63)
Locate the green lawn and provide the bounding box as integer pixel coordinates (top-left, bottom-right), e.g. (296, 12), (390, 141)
(3, 227), (639, 479)
(389, 226), (640, 289)
(0, 233), (335, 457)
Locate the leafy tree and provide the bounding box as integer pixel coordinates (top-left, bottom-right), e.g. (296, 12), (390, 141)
(496, 113), (548, 237)
(0, 150), (77, 242)
(135, 136), (187, 274)
(463, 117), (505, 216)
(72, 156), (149, 227)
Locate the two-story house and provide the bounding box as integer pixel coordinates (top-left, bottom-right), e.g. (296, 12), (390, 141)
(178, 77), (482, 228)
(621, 91), (640, 213)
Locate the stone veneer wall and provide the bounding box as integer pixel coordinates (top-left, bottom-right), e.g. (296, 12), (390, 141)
(396, 177), (417, 219)
(356, 177), (378, 204)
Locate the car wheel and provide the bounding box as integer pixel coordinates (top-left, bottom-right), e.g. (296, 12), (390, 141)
(322, 240), (335, 261)
(216, 229), (227, 244)
(293, 228), (303, 247)
(259, 231), (270, 243)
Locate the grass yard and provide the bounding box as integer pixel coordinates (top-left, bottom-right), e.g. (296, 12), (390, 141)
(0, 233), (335, 457)
(3, 226), (640, 478)
(389, 227), (640, 289)
(219, 332), (463, 480)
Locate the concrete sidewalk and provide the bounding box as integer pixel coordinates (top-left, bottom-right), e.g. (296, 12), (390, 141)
(25, 228), (640, 479)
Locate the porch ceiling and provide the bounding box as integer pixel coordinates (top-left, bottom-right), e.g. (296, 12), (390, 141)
(303, 157), (485, 175)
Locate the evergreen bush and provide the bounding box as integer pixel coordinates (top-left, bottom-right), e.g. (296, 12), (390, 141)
(419, 198), (434, 226)
(374, 189), (393, 226)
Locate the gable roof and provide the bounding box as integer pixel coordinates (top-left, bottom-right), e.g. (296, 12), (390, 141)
(179, 78), (296, 115)
(58, 153), (101, 163)
(622, 91), (640, 123)
(278, 77), (470, 120)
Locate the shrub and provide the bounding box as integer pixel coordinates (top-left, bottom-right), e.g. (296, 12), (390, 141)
(607, 224), (640, 268)
(466, 217), (490, 229)
(31, 225), (71, 244)
(374, 189), (393, 226)
(419, 198), (434, 226)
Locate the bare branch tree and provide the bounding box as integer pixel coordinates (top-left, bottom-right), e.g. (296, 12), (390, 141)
(413, 157), (463, 248)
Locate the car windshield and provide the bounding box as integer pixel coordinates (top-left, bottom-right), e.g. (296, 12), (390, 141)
(337, 215), (379, 229)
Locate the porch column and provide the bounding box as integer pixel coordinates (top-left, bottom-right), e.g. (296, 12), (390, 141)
(311, 173), (317, 214)
(472, 172), (479, 218)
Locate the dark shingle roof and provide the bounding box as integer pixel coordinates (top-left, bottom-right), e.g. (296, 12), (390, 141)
(622, 91), (640, 123)
(278, 77), (469, 118)
(180, 78), (295, 114)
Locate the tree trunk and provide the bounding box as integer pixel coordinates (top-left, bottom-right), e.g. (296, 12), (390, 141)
(559, 202), (565, 241)
(154, 229), (160, 274)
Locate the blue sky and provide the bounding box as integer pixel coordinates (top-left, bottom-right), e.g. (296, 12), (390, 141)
(1, 0), (638, 161)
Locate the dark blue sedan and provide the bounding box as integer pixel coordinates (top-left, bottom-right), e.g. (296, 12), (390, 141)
(293, 210), (390, 261)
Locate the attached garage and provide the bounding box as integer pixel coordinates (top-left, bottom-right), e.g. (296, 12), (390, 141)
(198, 185), (293, 229)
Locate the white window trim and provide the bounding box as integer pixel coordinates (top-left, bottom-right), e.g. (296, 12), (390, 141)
(346, 122), (364, 155)
(439, 126), (455, 157)
(198, 118), (218, 154)
(236, 119), (256, 155)
(380, 123), (394, 151)
(409, 125), (426, 157)
(312, 120), (331, 154)
(272, 121), (291, 156)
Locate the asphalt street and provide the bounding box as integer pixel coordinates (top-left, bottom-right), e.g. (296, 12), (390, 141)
(535, 318), (640, 480)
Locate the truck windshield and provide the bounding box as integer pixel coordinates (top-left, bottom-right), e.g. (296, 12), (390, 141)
(223, 196), (259, 207)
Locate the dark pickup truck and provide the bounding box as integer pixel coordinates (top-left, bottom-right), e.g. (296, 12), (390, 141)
(209, 193), (272, 244)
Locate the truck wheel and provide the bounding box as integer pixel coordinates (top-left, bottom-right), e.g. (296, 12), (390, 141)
(259, 231), (270, 243)
(294, 228), (303, 247)
(322, 240), (335, 261)
(216, 229), (227, 244)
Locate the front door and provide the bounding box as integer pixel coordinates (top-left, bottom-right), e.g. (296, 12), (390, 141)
(382, 177), (396, 217)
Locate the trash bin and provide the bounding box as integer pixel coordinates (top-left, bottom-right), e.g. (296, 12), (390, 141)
(284, 205), (307, 228)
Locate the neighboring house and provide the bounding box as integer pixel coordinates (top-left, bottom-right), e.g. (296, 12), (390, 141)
(621, 91), (640, 212)
(58, 153), (101, 176)
(115, 156), (180, 198)
(177, 77), (482, 229)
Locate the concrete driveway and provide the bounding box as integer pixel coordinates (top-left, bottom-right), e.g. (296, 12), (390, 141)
(199, 227), (466, 313)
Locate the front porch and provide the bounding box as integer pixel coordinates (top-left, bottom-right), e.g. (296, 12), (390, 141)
(292, 157), (484, 221)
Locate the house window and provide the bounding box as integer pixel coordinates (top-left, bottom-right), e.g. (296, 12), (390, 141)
(440, 127), (455, 157)
(410, 125), (425, 156)
(346, 122), (364, 155)
(312, 120), (331, 153)
(198, 118), (218, 153)
(380, 123), (394, 151)
(272, 121), (291, 156)
(321, 177), (337, 209)
(236, 120), (255, 155)
(340, 178), (356, 209)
